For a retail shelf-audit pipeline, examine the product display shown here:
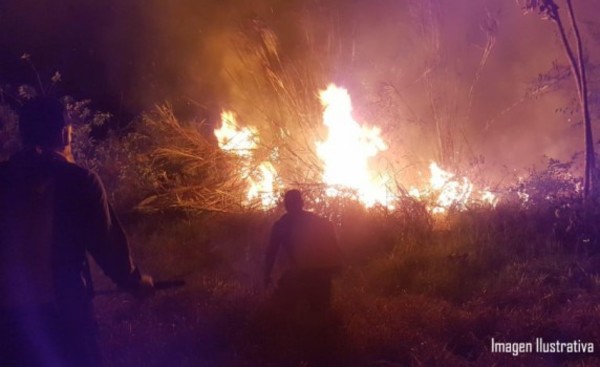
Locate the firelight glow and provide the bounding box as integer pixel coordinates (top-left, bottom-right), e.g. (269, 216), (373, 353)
(214, 111), (278, 208)
(214, 85), (499, 212)
(409, 163), (498, 213)
(429, 162), (474, 213)
(214, 111), (256, 156)
(316, 84), (393, 208)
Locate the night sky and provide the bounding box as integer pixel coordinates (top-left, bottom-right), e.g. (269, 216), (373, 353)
(1, 0), (599, 179)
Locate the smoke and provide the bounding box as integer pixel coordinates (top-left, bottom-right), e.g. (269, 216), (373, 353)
(1, 0), (598, 183)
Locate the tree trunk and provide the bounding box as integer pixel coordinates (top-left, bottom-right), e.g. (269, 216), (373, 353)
(565, 0), (595, 198)
(553, 1), (594, 198)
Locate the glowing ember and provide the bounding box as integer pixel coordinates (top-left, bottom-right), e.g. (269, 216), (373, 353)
(214, 111), (278, 208)
(424, 162), (499, 213)
(429, 162), (474, 213)
(517, 191), (530, 204)
(316, 84), (393, 207)
(480, 189), (498, 206)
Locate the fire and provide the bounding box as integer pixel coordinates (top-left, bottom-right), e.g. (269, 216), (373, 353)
(247, 162), (277, 207)
(429, 162), (474, 213)
(214, 111), (278, 208)
(481, 189), (498, 207)
(412, 162), (497, 213)
(316, 84), (394, 207)
(214, 85), (499, 213)
(214, 111), (257, 155)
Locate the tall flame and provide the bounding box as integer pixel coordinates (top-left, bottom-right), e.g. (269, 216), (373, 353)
(214, 85), (499, 212)
(316, 84), (393, 207)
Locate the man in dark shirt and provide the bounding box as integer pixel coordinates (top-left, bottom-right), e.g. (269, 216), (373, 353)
(264, 190), (343, 365)
(264, 189), (342, 313)
(0, 98), (153, 367)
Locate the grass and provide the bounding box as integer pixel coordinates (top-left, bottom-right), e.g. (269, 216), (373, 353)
(88, 201), (600, 366)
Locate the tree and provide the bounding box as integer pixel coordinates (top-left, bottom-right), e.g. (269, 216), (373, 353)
(518, 0), (595, 198)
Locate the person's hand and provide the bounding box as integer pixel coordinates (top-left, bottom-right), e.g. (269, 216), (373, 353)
(131, 274), (155, 299)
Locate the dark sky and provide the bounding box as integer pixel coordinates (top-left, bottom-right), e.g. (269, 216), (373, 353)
(1, 0), (599, 180)
(0, 0), (195, 118)
(1, 1), (121, 106)
(0, 0), (314, 118)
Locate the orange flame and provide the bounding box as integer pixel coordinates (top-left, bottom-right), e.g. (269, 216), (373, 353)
(214, 111), (257, 155)
(316, 84), (394, 208)
(215, 85), (499, 212)
(429, 162), (473, 213)
(214, 111), (278, 208)
(409, 163), (498, 213)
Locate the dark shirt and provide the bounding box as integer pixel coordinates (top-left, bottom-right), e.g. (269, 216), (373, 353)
(265, 210), (341, 279)
(0, 149), (138, 310)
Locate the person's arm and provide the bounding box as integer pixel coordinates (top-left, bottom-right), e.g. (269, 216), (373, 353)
(79, 171), (152, 294)
(264, 221), (282, 287)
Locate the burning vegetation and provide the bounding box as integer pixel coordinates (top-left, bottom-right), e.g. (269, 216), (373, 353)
(2, 0), (600, 366)
(213, 83), (499, 214)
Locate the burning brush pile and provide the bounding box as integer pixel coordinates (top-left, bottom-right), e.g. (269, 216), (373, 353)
(99, 23), (575, 218)
(130, 83), (499, 216)
(209, 83), (497, 214)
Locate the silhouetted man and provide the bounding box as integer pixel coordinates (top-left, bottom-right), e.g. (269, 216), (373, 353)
(264, 189), (342, 314)
(0, 98), (153, 367)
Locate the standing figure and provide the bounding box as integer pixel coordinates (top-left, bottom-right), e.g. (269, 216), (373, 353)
(0, 98), (153, 367)
(264, 190), (344, 364)
(264, 190), (342, 312)
(264, 189), (343, 329)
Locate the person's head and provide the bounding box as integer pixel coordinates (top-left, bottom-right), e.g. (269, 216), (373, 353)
(19, 98), (71, 150)
(283, 189), (304, 214)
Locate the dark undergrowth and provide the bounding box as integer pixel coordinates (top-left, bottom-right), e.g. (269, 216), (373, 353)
(90, 201), (600, 367)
